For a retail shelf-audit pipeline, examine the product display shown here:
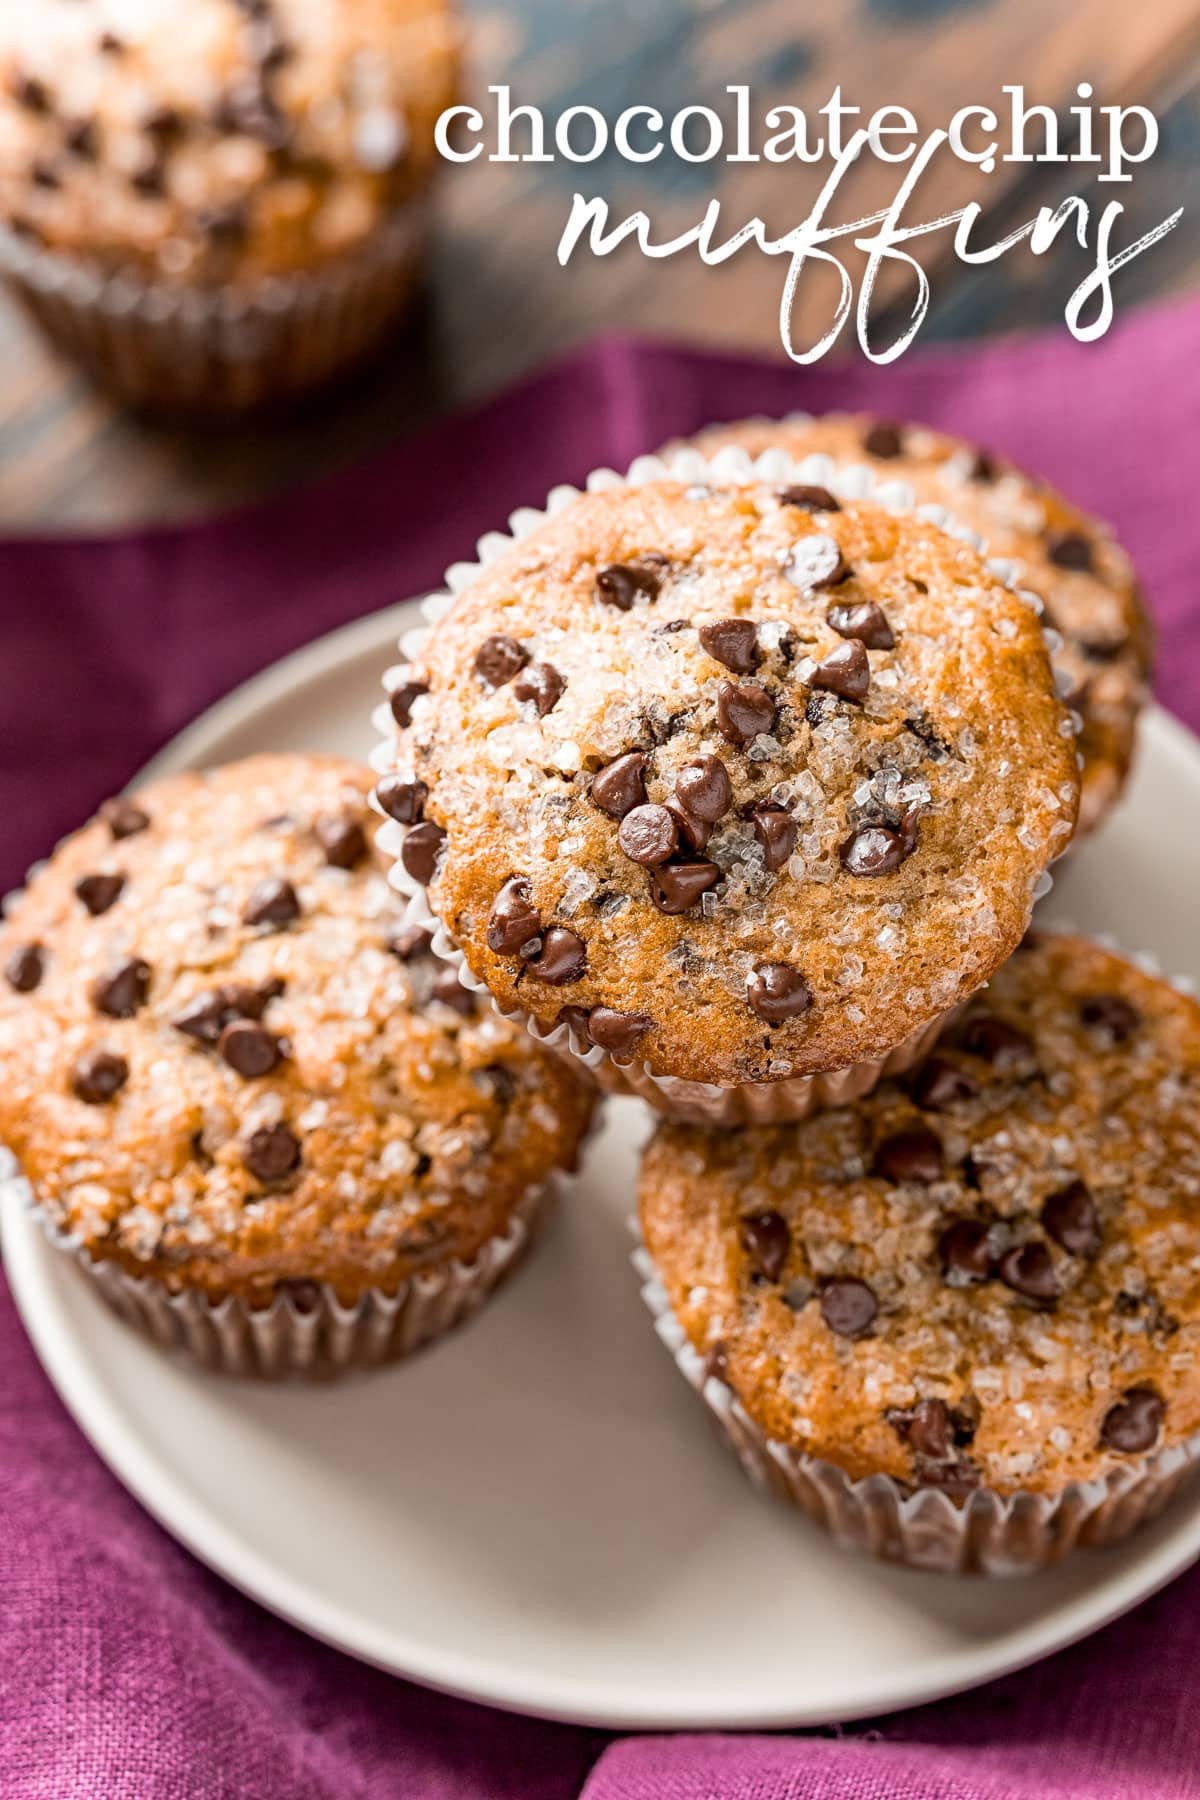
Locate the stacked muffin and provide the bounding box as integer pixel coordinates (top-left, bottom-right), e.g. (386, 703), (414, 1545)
(371, 429), (1200, 1574)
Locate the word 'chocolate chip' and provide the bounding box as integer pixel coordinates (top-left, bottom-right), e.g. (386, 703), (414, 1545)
(650, 862), (721, 914)
(487, 878), (541, 954)
(473, 633), (528, 690)
(375, 775), (427, 824)
(998, 1241), (1061, 1302)
(740, 1209), (791, 1282)
(753, 806), (797, 872)
(618, 804), (678, 867)
(778, 485), (840, 513)
(827, 600), (894, 651)
(243, 877), (300, 929)
(71, 1049), (129, 1105)
(785, 534), (847, 591)
(912, 1059), (978, 1111)
(527, 927), (586, 985)
(811, 638), (869, 700)
(513, 661), (565, 716)
(874, 1128), (943, 1185)
(675, 756), (732, 822)
(4, 943), (44, 993)
(747, 963), (811, 1022)
(716, 680), (775, 746)
(315, 813), (367, 869)
(1042, 1179), (1101, 1258)
(390, 680), (429, 728)
(75, 872), (125, 916)
(698, 618), (758, 673)
(586, 1006), (653, 1057)
(218, 1020), (282, 1079)
(400, 820), (446, 886)
(100, 798), (151, 840)
(1100, 1387), (1163, 1454)
(595, 559), (664, 610)
(90, 957), (151, 1019)
(242, 1122), (301, 1183)
(820, 1277), (878, 1338)
(591, 752), (648, 819)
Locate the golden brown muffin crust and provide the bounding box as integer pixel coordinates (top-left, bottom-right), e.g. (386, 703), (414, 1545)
(0, 754), (594, 1306)
(639, 933), (1200, 1496)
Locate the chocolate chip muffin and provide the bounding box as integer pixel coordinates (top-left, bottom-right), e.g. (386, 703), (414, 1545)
(637, 931), (1200, 1573)
(674, 413), (1150, 836)
(0, 754), (595, 1376)
(375, 467), (1079, 1124)
(0, 0), (459, 410)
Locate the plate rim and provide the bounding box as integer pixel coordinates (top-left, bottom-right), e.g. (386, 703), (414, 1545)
(7, 596), (1200, 1730)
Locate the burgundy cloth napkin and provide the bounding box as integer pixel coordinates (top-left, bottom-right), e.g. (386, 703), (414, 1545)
(2, 300), (1200, 1800)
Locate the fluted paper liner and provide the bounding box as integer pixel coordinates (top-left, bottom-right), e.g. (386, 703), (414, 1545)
(372, 445), (1067, 1125)
(1, 1143), (553, 1379)
(0, 197), (429, 415)
(632, 1234), (1200, 1577)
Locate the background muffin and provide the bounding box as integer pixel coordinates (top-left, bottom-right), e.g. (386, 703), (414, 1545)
(376, 473), (1078, 1123)
(0, 753), (594, 1375)
(0, 0), (460, 410)
(676, 413), (1150, 836)
(637, 931), (1200, 1573)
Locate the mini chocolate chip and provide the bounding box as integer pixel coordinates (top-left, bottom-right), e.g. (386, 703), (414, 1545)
(740, 1210), (791, 1282)
(971, 450), (999, 482)
(390, 680), (429, 728)
(75, 872), (125, 916)
(753, 806), (797, 872)
(874, 1128), (943, 1184)
(64, 117), (97, 159)
(805, 691), (839, 728)
(840, 825), (913, 876)
(918, 1460), (982, 1499)
(196, 199), (248, 244)
(4, 943), (44, 994)
(13, 75), (50, 113)
(130, 148), (166, 197)
(513, 661), (565, 716)
(747, 963), (812, 1023)
(716, 680), (775, 746)
(591, 752), (649, 819)
(778, 484), (840, 513)
(218, 1020), (281, 1079)
(998, 1241), (1061, 1302)
(820, 1277), (878, 1338)
(595, 559), (664, 610)
(474, 1063), (517, 1106)
(98, 31), (124, 54)
(1100, 1387), (1163, 1454)
(281, 1279), (322, 1314)
(1043, 1179), (1101, 1258)
(31, 160), (61, 190)
(1080, 994), (1140, 1042)
(99, 798), (150, 840)
(314, 813), (367, 870)
(698, 618), (758, 674)
(487, 878), (542, 954)
(387, 923), (433, 962)
(959, 1015), (1034, 1069)
(172, 982), (278, 1044)
(399, 821), (446, 886)
(375, 775), (427, 824)
(586, 1006), (653, 1057)
(785, 534), (847, 591)
(243, 877), (300, 928)
(556, 1004), (592, 1042)
(912, 1059), (978, 1110)
(473, 633), (528, 690)
(527, 927), (586, 985)
(863, 421), (903, 458)
(242, 1122), (301, 1183)
(827, 600), (894, 651)
(811, 639), (869, 701)
(703, 1341), (730, 1386)
(431, 966), (475, 1015)
(890, 1397), (953, 1460)
(665, 800), (713, 852)
(650, 862), (721, 914)
(675, 755), (733, 823)
(70, 1049), (128, 1105)
(618, 803), (679, 867)
(1047, 530), (1094, 572)
(938, 1217), (992, 1282)
(90, 958), (151, 1019)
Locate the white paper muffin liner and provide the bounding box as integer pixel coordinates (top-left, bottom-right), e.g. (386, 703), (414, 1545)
(632, 1232), (1200, 1577)
(0, 196), (429, 415)
(1, 1141), (554, 1379)
(371, 446), (1068, 1125)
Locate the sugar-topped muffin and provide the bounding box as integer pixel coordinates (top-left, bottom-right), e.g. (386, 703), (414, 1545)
(376, 477), (1079, 1123)
(0, 754), (595, 1375)
(637, 932), (1200, 1571)
(676, 413), (1150, 836)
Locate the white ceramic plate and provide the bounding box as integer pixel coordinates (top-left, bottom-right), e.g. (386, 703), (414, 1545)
(6, 600), (1200, 1731)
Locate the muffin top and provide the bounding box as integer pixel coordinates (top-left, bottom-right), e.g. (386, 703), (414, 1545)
(380, 480), (1078, 1087)
(639, 932), (1200, 1496)
(0, 754), (594, 1306)
(678, 413), (1150, 836)
(0, 0), (459, 283)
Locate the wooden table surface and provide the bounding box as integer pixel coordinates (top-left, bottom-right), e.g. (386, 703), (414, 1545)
(1, 0), (1197, 532)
